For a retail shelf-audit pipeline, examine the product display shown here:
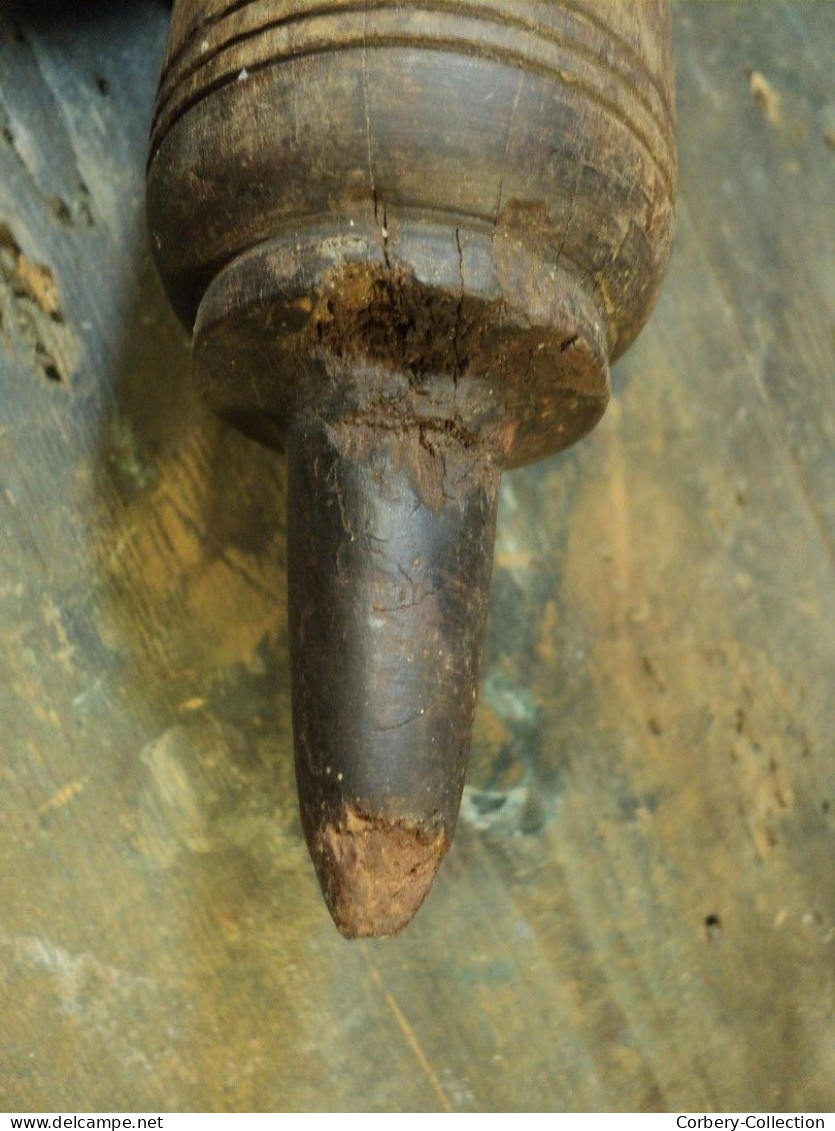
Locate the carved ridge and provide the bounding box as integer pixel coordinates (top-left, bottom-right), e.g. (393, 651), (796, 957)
(150, 13), (675, 194)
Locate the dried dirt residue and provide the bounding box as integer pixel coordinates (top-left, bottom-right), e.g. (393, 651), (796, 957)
(325, 415), (503, 515)
(305, 262), (478, 383)
(313, 807), (447, 938)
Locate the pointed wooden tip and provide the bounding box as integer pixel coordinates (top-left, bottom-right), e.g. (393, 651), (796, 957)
(310, 808), (448, 938)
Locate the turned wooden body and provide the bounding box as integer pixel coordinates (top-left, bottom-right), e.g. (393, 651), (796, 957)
(147, 0), (676, 936)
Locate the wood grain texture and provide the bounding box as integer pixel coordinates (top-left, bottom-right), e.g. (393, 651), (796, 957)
(1, 1), (833, 1112)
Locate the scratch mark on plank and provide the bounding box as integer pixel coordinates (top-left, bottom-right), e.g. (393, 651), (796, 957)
(37, 779), (85, 816)
(366, 958), (454, 1112)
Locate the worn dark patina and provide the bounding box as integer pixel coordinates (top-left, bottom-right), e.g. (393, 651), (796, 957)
(146, 0), (676, 936)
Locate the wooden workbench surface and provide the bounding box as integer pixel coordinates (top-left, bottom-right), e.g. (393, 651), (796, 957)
(1, 1), (833, 1112)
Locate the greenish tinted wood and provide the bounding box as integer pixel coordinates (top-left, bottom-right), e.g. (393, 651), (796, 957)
(1, 1), (833, 1112)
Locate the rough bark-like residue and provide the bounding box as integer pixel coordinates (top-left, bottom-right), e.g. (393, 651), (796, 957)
(314, 806), (448, 938)
(325, 415), (503, 515)
(297, 261), (511, 510)
(306, 261), (482, 384)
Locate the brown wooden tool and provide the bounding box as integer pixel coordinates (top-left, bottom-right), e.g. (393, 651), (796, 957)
(147, 0), (676, 937)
